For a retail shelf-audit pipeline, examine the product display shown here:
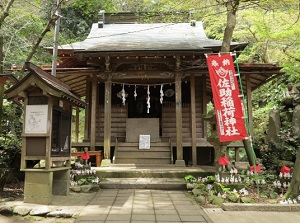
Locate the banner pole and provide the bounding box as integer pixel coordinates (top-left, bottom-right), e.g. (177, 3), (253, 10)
(233, 52), (257, 174)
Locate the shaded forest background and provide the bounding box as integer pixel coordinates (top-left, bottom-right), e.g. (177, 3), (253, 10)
(0, 0), (299, 189)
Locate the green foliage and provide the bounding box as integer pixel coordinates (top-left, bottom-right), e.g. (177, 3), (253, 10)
(77, 176), (97, 185)
(0, 101), (23, 190)
(184, 175), (196, 183)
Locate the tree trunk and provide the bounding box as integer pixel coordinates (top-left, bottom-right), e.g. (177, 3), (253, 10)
(221, 0), (239, 52)
(283, 146), (300, 199)
(0, 0), (16, 132)
(220, 0), (256, 166)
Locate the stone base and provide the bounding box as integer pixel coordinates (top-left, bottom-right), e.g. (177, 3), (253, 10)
(175, 160), (186, 167)
(23, 168), (69, 205)
(101, 159), (112, 167)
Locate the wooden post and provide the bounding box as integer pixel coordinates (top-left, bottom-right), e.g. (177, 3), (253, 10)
(103, 77), (112, 161)
(90, 74), (97, 151)
(235, 147), (240, 162)
(190, 74), (197, 166)
(84, 79), (90, 141)
(202, 75), (207, 138)
(45, 97), (53, 169)
(175, 70), (184, 166)
(21, 95), (28, 169)
(75, 107), (79, 143)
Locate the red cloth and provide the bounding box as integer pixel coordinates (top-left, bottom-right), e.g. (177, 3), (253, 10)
(206, 54), (248, 142)
(250, 165), (261, 173)
(280, 166), (290, 174)
(81, 152), (90, 160)
(218, 156), (229, 165)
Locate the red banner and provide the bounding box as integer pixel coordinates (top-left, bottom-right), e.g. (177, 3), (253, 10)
(206, 53), (248, 142)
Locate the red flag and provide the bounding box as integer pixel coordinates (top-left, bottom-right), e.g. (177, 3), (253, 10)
(206, 53), (248, 142)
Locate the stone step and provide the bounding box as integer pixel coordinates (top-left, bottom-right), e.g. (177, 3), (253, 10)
(99, 178), (187, 190)
(95, 164), (216, 179)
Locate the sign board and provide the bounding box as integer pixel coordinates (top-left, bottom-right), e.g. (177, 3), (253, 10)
(25, 105), (48, 134)
(139, 135), (150, 149)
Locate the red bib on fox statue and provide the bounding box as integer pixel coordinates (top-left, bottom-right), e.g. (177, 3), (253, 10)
(81, 152), (90, 160)
(250, 164), (261, 173)
(280, 166), (290, 174)
(218, 156), (229, 166)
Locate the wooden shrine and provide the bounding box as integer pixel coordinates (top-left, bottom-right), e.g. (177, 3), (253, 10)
(39, 12), (283, 167)
(5, 62), (85, 204)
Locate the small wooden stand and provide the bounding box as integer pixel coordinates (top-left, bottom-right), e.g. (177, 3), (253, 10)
(5, 63), (86, 204)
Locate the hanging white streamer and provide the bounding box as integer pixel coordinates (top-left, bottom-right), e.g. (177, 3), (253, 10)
(134, 85), (137, 100)
(122, 84), (126, 105)
(147, 85), (150, 113)
(160, 84), (164, 104)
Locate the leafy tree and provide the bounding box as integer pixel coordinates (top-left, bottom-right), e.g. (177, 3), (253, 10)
(0, 99), (22, 190)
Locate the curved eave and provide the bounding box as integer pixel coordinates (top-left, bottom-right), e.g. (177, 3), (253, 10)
(5, 65), (86, 108)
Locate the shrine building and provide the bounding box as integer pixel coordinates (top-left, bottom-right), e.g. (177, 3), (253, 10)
(12, 12), (284, 167)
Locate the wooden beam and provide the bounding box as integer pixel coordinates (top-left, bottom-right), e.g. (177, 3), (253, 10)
(190, 74), (197, 166)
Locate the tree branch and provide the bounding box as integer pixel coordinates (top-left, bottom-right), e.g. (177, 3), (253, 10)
(22, 0), (64, 71)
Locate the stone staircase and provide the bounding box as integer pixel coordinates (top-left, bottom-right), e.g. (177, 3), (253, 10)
(113, 141), (173, 165)
(96, 164), (216, 190)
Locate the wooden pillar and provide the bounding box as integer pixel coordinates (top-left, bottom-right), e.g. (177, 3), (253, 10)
(84, 79), (90, 141)
(103, 77), (112, 161)
(235, 147), (240, 162)
(75, 107), (79, 143)
(190, 74), (197, 166)
(21, 95), (28, 169)
(246, 75), (253, 136)
(90, 74), (97, 151)
(202, 75), (207, 138)
(175, 68), (184, 166)
(45, 97), (53, 169)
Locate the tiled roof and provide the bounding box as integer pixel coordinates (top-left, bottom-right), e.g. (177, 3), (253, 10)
(58, 22), (246, 52)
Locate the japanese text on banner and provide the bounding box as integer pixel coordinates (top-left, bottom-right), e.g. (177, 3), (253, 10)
(206, 54), (248, 142)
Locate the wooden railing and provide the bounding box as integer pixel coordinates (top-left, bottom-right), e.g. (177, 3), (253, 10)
(71, 151), (103, 167)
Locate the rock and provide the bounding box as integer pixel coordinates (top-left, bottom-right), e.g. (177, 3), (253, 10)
(0, 197), (15, 202)
(240, 197), (254, 203)
(292, 104), (300, 137)
(81, 184), (99, 193)
(0, 205), (14, 215)
(208, 195), (224, 207)
(186, 183), (195, 190)
(192, 188), (203, 197)
(266, 108), (281, 144)
(13, 206), (32, 216)
(70, 186), (81, 192)
(227, 194), (239, 203)
(47, 210), (74, 218)
(195, 196), (206, 205)
(29, 206), (51, 216)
